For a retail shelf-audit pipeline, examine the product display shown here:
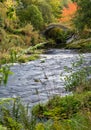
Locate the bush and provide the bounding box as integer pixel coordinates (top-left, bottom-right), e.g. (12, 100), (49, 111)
(0, 125), (6, 130)
(66, 40), (91, 52)
(18, 54), (39, 63)
(32, 91), (91, 120)
(35, 111), (91, 130)
(0, 98), (36, 130)
(63, 56), (91, 92)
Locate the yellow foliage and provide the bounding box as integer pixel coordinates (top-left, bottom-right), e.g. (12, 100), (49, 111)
(4, 0), (17, 20)
(52, 121), (62, 130)
(5, 0), (16, 7)
(36, 123), (44, 130)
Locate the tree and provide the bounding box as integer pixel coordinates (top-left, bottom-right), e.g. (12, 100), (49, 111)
(61, 0), (72, 7)
(17, 0), (61, 29)
(72, 0), (91, 31)
(38, 1), (54, 24)
(46, 0), (61, 18)
(25, 5), (44, 30)
(60, 2), (77, 23)
(17, 4), (44, 30)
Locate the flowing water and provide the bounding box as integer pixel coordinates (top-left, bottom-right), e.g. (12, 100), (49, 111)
(0, 49), (91, 108)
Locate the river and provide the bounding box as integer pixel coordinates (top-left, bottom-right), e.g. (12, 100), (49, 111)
(0, 49), (91, 108)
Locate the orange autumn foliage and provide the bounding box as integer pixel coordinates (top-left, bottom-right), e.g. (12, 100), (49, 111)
(60, 2), (77, 23)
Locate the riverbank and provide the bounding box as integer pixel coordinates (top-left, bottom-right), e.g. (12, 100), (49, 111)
(1, 37), (91, 65)
(0, 50), (41, 64)
(0, 41), (54, 65)
(32, 91), (91, 130)
(0, 47), (44, 65)
(65, 38), (91, 52)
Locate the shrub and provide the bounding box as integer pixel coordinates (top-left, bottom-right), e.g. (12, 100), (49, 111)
(32, 92), (91, 120)
(0, 65), (13, 85)
(36, 111), (91, 130)
(0, 98), (36, 130)
(0, 125), (6, 130)
(63, 56), (91, 92)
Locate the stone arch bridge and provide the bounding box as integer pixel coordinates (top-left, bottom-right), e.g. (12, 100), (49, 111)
(42, 23), (75, 44)
(42, 23), (70, 35)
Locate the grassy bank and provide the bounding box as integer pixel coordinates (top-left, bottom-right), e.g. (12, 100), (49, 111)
(0, 43), (47, 64)
(33, 92), (91, 130)
(0, 49), (42, 64)
(65, 38), (91, 52)
(0, 91), (91, 129)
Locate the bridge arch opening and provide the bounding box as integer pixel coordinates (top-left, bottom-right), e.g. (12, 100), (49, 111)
(42, 24), (74, 45)
(43, 26), (68, 44)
